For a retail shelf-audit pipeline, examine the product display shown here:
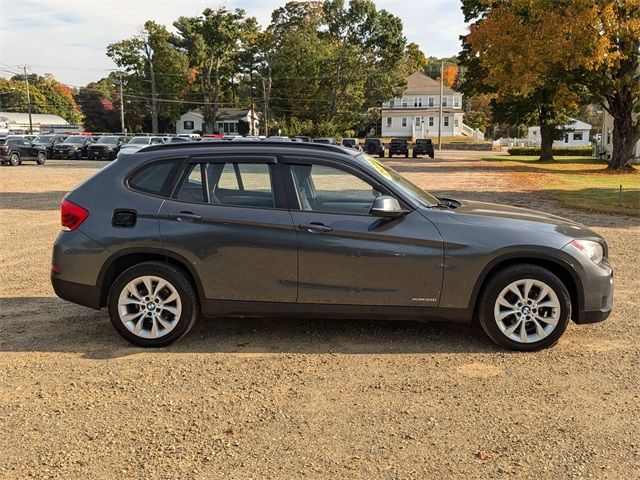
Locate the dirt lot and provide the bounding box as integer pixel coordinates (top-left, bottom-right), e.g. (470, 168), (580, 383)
(1, 153), (639, 479)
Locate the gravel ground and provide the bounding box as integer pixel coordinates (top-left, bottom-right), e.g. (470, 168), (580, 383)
(1, 153), (639, 479)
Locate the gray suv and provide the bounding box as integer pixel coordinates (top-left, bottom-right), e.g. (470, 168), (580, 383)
(51, 142), (613, 350)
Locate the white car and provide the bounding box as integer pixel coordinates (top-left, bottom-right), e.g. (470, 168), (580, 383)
(118, 136), (165, 157)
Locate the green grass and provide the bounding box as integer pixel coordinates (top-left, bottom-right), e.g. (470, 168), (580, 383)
(481, 155), (640, 216)
(481, 155), (603, 165)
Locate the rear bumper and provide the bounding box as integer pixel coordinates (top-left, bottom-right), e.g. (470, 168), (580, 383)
(51, 276), (101, 309)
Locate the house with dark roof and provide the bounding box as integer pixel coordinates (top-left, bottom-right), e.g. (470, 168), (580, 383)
(381, 72), (481, 140)
(177, 108), (260, 135)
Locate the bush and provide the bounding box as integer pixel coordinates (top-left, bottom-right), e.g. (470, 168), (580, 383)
(507, 146), (593, 156)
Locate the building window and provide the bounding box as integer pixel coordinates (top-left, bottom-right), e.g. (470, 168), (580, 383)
(454, 97), (460, 108)
(402, 98), (407, 108)
(442, 97), (448, 107)
(428, 117), (434, 127)
(389, 99), (394, 107)
(418, 97), (423, 107)
(606, 128), (611, 145)
(415, 117), (421, 127)
(386, 117), (392, 128)
(444, 116), (449, 127)
(401, 117), (407, 127)
(183, 120), (194, 130)
(564, 133), (569, 143)
(428, 97), (434, 107)
(573, 132), (583, 141)
(454, 117), (459, 127)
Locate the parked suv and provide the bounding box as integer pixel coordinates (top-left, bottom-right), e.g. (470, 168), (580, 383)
(388, 138), (409, 158)
(363, 138), (385, 157)
(52, 142), (613, 350)
(33, 134), (68, 159)
(53, 135), (95, 159)
(341, 138), (362, 150)
(413, 138), (435, 158)
(87, 136), (127, 160)
(0, 136), (47, 165)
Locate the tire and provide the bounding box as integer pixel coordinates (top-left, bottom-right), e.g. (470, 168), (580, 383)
(36, 152), (46, 165)
(412, 151), (417, 158)
(9, 152), (20, 166)
(477, 264), (571, 351)
(75, 151), (82, 160)
(405, 151), (409, 158)
(379, 151), (385, 158)
(108, 261), (199, 347)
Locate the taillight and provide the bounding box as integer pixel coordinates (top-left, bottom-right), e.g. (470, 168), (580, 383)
(61, 199), (89, 231)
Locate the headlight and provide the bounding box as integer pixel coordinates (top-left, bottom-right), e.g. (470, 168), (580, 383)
(570, 239), (604, 264)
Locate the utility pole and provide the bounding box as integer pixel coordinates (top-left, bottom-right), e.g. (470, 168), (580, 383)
(438, 60), (444, 151)
(23, 65), (33, 135)
(119, 73), (126, 133)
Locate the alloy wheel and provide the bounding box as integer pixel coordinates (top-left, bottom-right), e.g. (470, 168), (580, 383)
(117, 275), (182, 339)
(493, 279), (561, 344)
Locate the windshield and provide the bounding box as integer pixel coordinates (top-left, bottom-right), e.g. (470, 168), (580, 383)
(96, 136), (119, 144)
(34, 135), (54, 143)
(359, 154), (440, 207)
(65, 136), (86, 144)
(391, 139), (405, 144)
(128, 137), (151, 145)
(342, 139), (356, 145)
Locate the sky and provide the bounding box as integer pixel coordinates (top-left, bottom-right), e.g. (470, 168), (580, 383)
(0, 0), (467, 87)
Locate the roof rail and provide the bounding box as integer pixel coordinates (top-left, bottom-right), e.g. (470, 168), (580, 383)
(141, 140), (353, 155)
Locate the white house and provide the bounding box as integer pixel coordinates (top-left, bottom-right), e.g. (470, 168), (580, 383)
(0, 111), (79, 134)
(600, 111), (640, 161)
(177, 108), (259, 135)
(527, 118), (592, 147)
(380, 72), (481, 140)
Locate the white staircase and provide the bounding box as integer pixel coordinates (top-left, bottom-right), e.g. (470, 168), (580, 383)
(462, 123), (485, 141)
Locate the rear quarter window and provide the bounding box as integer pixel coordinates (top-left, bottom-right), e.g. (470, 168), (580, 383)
(128, 159), (182, 196)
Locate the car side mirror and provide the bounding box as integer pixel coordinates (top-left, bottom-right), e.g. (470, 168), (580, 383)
(370, 196), (404, 218)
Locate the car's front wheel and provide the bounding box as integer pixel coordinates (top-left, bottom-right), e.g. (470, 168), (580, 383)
(478, 264), (571, 351)
(36, 152), (46, 165)
(108, 262), (199, 347)
(9, 153), (20, 166)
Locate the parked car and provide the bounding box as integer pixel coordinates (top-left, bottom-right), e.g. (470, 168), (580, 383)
(163, 137), (190, 144)
(267, 136), (292, 142)
(52, 135), (96, 159)
(117, 136), (165, 157)
(363, 138), (385, 157)
(341, 138), (362, 150)
(32, 134), (68, 158)
(0, 136), (47, 165)
(413, 138), (435, 159)
(388, 138), (409, 158)
(312, 137), (335, 145)
(51, 142), (613, 351)
(87, 136), (128, 160)
(294, 136), (311, 142)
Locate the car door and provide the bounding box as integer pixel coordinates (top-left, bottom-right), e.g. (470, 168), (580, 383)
(17, 139), (35, 159)
(158, 156), (298, 303)
(283, 158), (444, 307)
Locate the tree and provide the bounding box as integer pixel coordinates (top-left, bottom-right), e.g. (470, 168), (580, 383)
(442, 65), (459, 88)
(75, 78), (120, 132)
(108, 21), (189, 133)
(583, 1), (640, 171)
(403, 43), (427, 74)
(461, 0), (594, 162)
(173, 8), (257, 133)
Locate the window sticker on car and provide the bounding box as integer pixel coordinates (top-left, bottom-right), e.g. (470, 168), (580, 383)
(364, 156), (392, 181)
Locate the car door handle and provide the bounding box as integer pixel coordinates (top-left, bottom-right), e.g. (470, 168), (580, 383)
(168, 212), (202, 221)
(298, 222), (333, 233)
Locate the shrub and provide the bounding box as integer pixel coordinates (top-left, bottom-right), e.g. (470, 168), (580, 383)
(507, 146), (593, 156)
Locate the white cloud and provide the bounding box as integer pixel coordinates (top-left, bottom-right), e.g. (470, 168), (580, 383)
(0, 0), (466, 86)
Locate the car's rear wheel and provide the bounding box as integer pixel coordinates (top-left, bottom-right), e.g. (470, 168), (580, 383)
(478, 264), (571, 351)
(36, 152), (46, 165)
(74, 151), (82, 160)
(9, 153), (20, 166)
(108, 262), (199, 347)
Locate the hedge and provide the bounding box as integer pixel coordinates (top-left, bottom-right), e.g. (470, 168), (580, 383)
(507, 146), (593, 156)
